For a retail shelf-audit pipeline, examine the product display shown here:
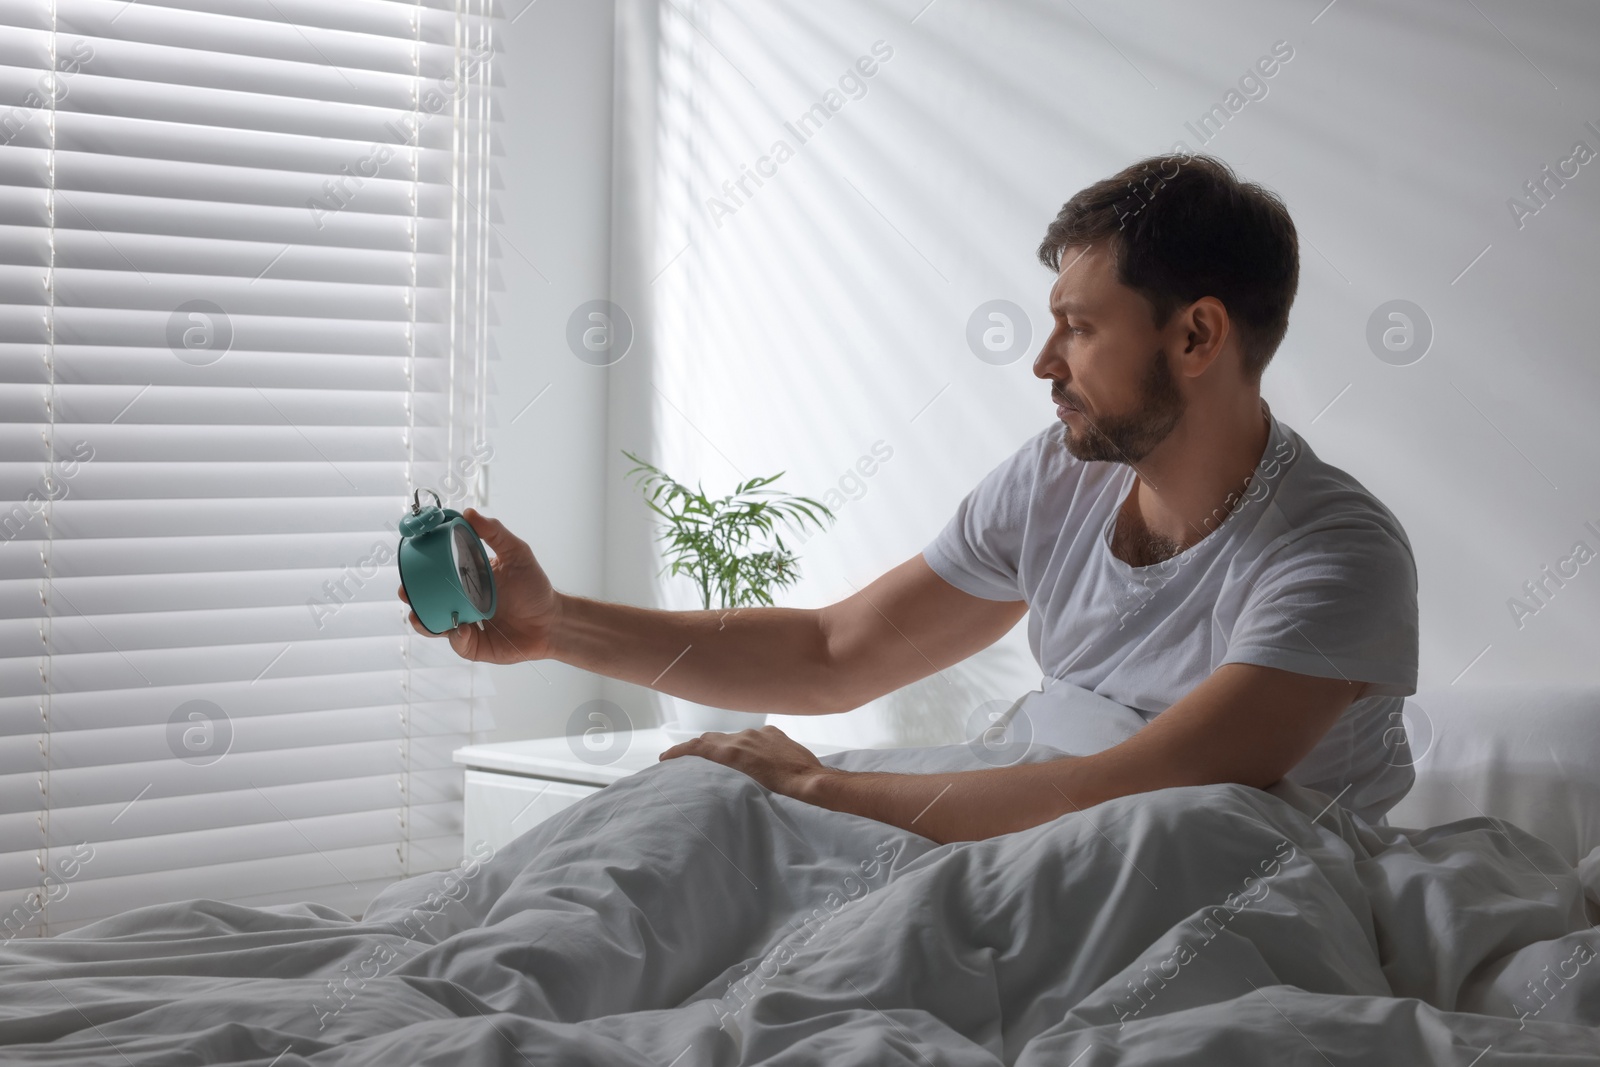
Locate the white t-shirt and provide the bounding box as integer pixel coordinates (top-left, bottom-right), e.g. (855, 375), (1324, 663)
(922, 403), (1420, 824)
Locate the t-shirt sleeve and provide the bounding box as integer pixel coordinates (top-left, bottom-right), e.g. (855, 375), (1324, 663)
(920, 435), (1041, 602)
(1221, 518), (1419, 697)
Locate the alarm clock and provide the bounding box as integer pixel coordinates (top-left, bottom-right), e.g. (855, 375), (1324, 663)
(397, 489), (497, 634)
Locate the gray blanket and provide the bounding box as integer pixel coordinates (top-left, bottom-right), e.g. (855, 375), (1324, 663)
(2, 742), (1597, 1065)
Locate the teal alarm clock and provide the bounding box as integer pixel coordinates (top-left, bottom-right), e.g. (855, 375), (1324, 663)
(397, 489), (497, 634)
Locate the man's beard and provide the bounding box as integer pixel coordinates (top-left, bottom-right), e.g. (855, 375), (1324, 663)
(1058, 348), (1185, 464)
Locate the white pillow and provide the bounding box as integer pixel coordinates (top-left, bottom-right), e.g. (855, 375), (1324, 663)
(1385, 685), (1600, 866)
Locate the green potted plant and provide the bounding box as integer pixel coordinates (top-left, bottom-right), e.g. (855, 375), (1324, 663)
(624, 451), (834, 737)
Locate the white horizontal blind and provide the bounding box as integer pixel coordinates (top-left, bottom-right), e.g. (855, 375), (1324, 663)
(0, 0), (497, 935)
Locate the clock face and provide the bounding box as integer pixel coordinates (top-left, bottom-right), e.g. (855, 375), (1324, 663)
(450, 523), (494, 613)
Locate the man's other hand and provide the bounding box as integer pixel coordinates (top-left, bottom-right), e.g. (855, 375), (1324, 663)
(660, 725), (832, 800)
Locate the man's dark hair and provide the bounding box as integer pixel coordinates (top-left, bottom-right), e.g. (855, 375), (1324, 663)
(1037, 153), (1299, 380)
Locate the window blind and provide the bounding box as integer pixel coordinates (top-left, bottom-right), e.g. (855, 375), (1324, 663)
(0, 0), (497, 936)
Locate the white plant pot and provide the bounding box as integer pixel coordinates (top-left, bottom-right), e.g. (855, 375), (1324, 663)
(663, 696), (767, 740)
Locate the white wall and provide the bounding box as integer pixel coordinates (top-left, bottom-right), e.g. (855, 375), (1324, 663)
(481, 0), (615, 741)
(596, 0), (1600, 750)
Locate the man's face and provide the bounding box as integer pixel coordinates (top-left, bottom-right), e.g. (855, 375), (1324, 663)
(1032, 241), (1185, 464)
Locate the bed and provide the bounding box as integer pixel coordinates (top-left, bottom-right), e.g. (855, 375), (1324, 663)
(0, 686), (1597, 1065)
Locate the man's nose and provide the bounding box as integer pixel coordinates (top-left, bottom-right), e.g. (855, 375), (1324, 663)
(1032, 337), (1062, 381)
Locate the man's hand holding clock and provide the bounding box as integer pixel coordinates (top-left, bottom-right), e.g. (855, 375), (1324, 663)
(400, 508), (561, 664)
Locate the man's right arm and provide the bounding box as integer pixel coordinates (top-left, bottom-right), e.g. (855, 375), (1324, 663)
(406, 509), (1028, 717)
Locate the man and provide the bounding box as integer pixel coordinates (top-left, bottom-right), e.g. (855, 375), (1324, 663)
(403, 154), (1419, 845)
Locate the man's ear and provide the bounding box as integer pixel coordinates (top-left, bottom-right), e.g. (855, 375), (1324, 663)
(1172, 296), (1231, 378)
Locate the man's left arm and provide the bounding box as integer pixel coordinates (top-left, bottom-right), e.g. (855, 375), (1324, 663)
(660, 663), (1366, 844)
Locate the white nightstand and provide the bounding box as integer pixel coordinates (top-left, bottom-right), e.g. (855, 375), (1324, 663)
(452, 729), (844, 856)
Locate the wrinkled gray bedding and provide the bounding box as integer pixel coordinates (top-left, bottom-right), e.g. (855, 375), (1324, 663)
(2, 742), (1597, 1065)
